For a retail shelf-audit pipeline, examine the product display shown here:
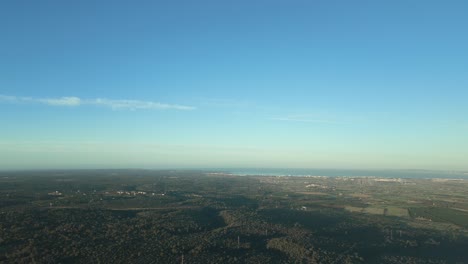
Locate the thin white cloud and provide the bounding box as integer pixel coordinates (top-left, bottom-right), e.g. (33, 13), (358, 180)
(89, 98), (195, 110)
(270, 112), (366, 124)
(38, 97), (81, 106)
(0, 95), (19, 102)
(0, 94), (195, 110)
(270, 116), (341, 124)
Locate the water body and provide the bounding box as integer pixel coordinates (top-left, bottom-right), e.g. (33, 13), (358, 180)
(212, 168), (468, 179)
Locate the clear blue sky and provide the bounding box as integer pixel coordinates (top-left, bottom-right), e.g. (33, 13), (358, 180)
(1, 0), (467, 170)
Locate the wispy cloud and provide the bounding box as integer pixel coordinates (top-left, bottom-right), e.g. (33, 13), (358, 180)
(270, 112), (366, 124)
(0, 95), (195, 110)
(90, 98), (195, 110)
(270, 115), (342, 124)
(0, 95), (18, 102)
(270, 117), (339, 124)
(38, 97), (82, 106)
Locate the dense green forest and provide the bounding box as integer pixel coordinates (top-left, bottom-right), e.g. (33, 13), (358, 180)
(0, 170), (467, 263)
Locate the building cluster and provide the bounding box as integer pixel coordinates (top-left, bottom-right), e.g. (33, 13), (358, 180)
(374, 178), (402, 183)
(305, 183), (329, 189)
(116, 191), (147, 196)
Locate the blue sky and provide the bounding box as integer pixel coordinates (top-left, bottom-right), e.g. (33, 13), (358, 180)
(1, 0), (467, 170)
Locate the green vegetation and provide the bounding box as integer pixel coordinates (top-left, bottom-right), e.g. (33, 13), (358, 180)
(0, 170), (467, 263)
(409, 207), (468, 228)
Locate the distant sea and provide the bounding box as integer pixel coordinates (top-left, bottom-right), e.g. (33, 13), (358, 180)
(212, 168), (468, 179)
